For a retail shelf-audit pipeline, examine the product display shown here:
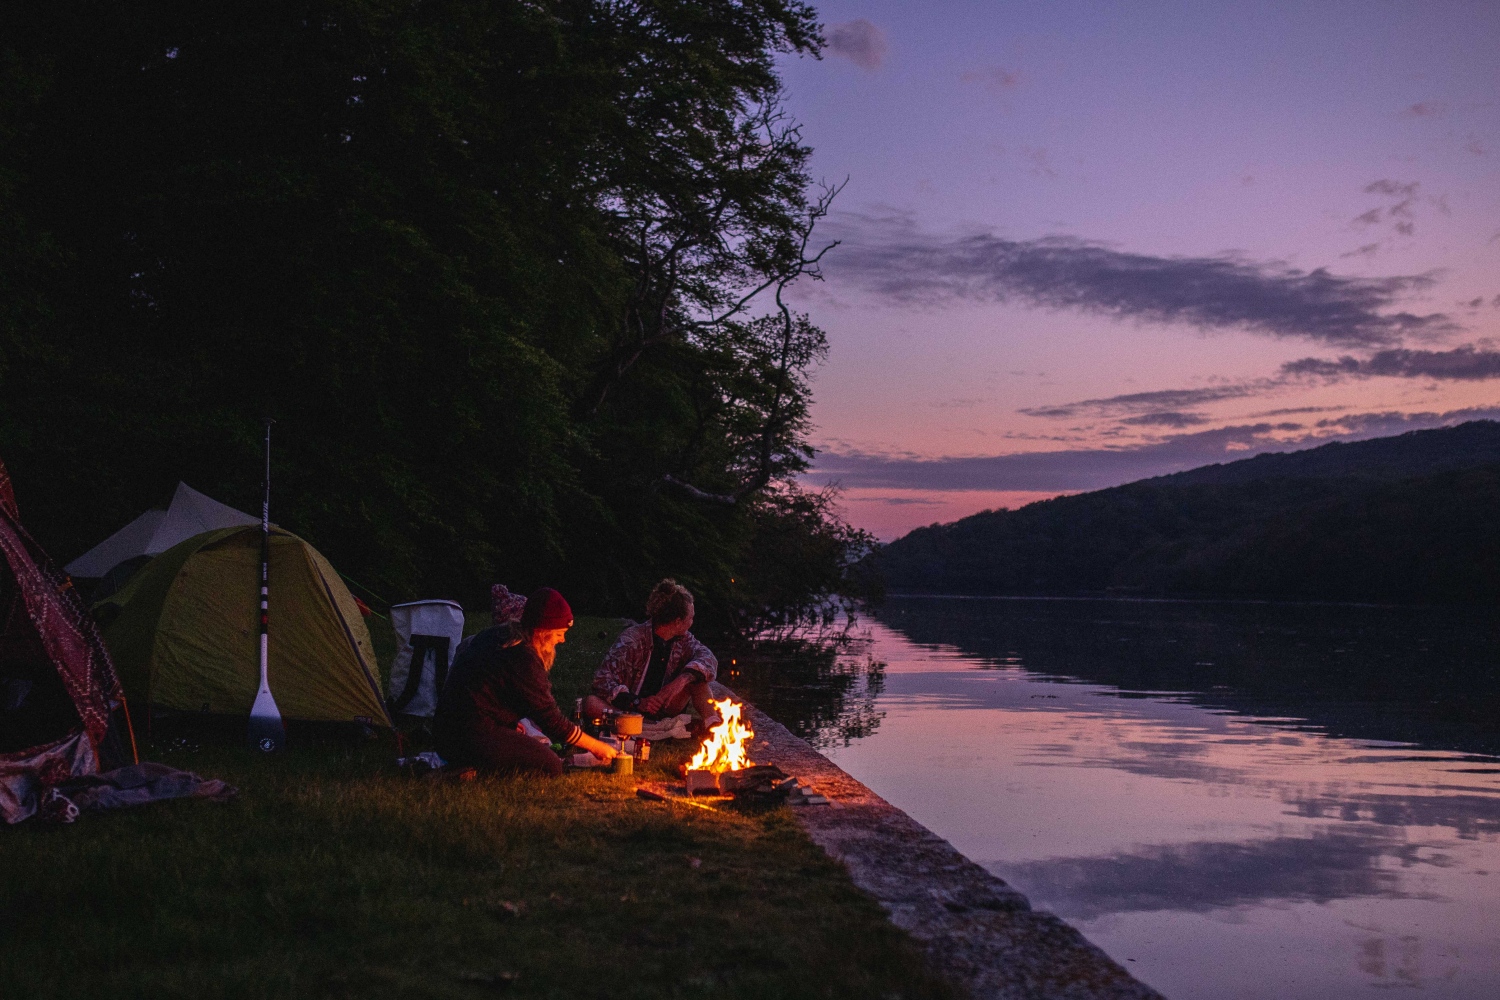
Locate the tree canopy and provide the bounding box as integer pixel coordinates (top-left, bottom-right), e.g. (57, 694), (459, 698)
(0, 1), (870, 629)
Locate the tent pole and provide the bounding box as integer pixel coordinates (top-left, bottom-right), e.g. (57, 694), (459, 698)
(119, 693), (141, 765)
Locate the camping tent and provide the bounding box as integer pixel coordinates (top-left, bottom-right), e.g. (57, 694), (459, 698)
(1, 456), (128, 823)
(65, 482), (259, 580)
(97, 526), (391, 727)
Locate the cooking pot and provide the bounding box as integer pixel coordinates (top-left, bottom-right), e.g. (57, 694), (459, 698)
(613, 711), (644, 737)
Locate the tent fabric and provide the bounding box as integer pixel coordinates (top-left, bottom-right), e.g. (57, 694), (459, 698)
(0, 458), (123, 748)
(65, 482), (257, 579)
(0, 454), (127, 823)
(0, 458), (15, 519)
(148, 482), (260, 555)
(100, 526), (391, 727)
(63, 509), (166, 579)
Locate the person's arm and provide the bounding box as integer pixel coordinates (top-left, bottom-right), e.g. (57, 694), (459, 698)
(575, 731), (618, 761)
(640, 634), (715, 715)
(592, 627), (640, 704)
(514, 655), (585, 747)
(639, 674), (683, 715)
(677, 633), (717, 684)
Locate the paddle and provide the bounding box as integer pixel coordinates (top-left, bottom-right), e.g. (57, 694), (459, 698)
(248, 417), (285, 752)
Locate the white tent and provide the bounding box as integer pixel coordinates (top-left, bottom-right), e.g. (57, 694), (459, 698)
(65, 482), (259, 578)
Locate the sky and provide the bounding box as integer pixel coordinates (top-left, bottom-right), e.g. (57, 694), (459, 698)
(774, 1), (1500, 538)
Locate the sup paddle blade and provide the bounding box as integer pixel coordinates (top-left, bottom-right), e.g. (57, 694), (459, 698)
(249, 686), (285, 752)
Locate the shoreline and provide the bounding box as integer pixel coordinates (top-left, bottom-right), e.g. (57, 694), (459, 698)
(720, 682), (1165, 1000)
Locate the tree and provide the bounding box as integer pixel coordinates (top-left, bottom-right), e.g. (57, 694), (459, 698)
(0, 1), (865, 631)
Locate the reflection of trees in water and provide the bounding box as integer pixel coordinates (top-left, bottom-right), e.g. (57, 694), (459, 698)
(729, 634), (886, 749)
(876, 597), (1500, 755)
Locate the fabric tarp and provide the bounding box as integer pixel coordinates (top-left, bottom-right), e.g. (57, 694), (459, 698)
(65, 482), (257, 578)
(1, 460), (122, 748)
(101, 526), (389, 725)
(1, 453), (130, 822)
(0, 730), (98, 824)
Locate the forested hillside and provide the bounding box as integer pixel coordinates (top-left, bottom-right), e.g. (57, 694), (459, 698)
(0, 3), (870, 632)
(875, 421), (1500, 604)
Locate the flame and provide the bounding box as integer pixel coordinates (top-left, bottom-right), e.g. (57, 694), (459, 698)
(687, 698), (754, 773)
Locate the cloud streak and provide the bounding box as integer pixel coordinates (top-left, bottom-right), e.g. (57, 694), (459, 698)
(1030, 343), (1500, 428)
(1019, 383), (1269, 419)
(959, 66), (1020, 89)
(822, 212), (1456, 347)
(1283, 345), (1500, 381)
(1119, 411), (1213, 428)
(807, 408), (1500, 493)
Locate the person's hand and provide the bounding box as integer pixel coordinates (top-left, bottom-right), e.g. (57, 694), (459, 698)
(584, 735), (617, 762)
(642, 675), (689, 717)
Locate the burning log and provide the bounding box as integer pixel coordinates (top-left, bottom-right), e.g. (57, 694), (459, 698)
(718, 764), (789, 800)
(680, 698), (811, 802)
(685, 770), (721, 796)
(686, 698), (754, 773)
(683, 697), (753, 796)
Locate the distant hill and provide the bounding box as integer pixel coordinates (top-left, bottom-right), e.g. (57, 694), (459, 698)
(874, 421), (1500, 604)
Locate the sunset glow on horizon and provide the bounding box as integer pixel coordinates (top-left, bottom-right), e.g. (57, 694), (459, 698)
(778, 2), (1500, 538)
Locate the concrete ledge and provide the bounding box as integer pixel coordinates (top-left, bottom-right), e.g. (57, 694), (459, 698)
(727, 690), (1165, 1000)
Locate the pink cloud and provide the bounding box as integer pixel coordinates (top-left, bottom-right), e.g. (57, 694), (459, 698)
(828, 20), (887, 71)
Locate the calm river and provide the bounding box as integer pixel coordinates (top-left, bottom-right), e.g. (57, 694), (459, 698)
(789, 596), (1500, 999)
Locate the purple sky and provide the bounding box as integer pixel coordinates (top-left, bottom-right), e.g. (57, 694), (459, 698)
(774, 1), (1500, 538)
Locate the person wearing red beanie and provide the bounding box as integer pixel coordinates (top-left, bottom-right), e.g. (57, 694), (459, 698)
(520, 586), (574, 632)
(434, 588), (616, 776)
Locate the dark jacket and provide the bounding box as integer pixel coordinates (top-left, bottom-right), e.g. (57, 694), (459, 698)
(434, 626), (582, 753)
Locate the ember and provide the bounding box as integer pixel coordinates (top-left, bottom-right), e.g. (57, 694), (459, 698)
(687, 698), (753, 773)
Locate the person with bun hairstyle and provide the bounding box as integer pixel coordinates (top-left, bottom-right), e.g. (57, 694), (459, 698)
(434, 587), (617, 776)
(584, 579), (719, 729)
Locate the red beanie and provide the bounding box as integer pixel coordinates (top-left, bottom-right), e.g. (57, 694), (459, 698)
(521, 587), (573, 631)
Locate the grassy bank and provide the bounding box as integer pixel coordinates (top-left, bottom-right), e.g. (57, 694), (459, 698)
(1, 616), (955, 1000)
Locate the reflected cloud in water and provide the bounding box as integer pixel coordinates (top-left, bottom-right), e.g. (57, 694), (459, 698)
(814, 599), (1500, 999)
(987, 828), (1446, 921)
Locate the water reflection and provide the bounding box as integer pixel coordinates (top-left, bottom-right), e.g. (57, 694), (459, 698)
(880, 596), (1500, 755)
(729, 639), (886, 749)
(1000, 829), (1433, 920)
(810, 597), (1500, 999)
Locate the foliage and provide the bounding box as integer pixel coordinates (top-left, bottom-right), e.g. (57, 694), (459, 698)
(0, 1), (863, 631)
(0, 616), (954, 1000)
(731, 485), (881, 639)
(726, 636), (887, 750)
(875, 421), (1500, 605)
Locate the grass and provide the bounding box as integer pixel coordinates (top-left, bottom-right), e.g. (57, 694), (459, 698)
(1, 615), (957, 1000)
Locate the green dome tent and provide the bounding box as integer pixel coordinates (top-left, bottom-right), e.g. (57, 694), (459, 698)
(97, 527), (390, 727)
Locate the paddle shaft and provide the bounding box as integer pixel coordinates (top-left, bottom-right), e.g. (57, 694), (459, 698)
(247, 417), (284, 750)
(259, 419), (271, 689)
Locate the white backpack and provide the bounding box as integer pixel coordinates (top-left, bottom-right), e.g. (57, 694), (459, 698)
(387, 600), (464, 718)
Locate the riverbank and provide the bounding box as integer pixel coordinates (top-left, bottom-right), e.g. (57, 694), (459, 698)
(1, 616), (956, 999)
(3, 613), (1161, 999)
(735, 687), (1162, 1000)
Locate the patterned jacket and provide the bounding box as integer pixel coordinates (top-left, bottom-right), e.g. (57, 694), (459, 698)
(592, 622), (717, 702)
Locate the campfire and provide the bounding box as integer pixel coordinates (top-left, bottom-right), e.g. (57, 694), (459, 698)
(683, 698), (795, 800)
(687, 698), (753, 773)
